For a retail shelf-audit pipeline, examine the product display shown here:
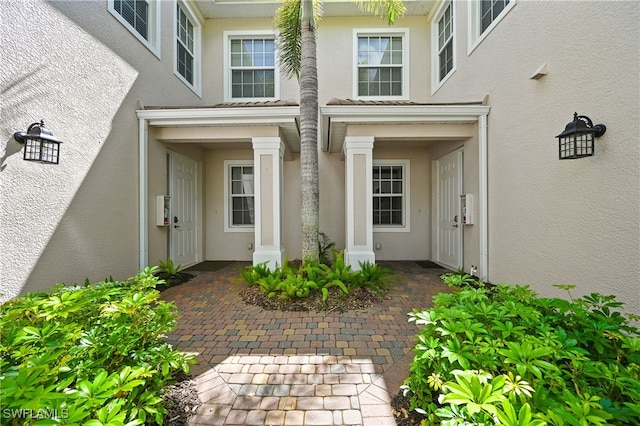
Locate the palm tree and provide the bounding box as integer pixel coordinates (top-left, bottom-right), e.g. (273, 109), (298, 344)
(275, 0), (406, 262)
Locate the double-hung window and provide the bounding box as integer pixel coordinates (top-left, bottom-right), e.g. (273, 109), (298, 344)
(373, 160), (410, 231)
(469, 0), (515, 53)
(431, 1), (455, 92)
(108, 0), (160, 57)
(224, 32), (278, 101)
(175, 1), (201, 94)
(224, 161), (255, 232)
(354, 29), (408, 99)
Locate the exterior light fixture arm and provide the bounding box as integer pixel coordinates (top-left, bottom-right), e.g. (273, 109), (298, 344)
(574, 113), (607, 138)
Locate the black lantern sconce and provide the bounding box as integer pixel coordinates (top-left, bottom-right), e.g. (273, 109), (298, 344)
(13, 120), (63, 164)
(556, 112), (606, 160)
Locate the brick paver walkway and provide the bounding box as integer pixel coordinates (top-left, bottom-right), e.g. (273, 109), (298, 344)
(161, 261), (449, 425)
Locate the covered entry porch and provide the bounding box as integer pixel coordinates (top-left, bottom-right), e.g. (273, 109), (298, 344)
(320, 100), (490, 279)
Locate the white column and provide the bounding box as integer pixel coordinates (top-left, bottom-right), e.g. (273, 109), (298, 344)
(138, 117), (148, 270)
(344, 136), (375, 270)
(252, 137), (285, 269)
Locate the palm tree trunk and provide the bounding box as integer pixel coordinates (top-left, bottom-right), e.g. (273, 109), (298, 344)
(299, 0), (319, 262)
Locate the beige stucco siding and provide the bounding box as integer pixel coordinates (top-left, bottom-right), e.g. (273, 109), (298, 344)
(429, 1), (640, 312)
(372, 147), (431, 260)
(1, 1), (205, 300)
(316, 15), (430, 104)
(202, 18), (301, 104)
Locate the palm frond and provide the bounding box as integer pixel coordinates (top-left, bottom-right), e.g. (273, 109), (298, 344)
(355, 0), (406, 25)
(274, 0), (302, 80)
(274, 0), (324, 80)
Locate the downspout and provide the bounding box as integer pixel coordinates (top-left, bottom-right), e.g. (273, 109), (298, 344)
(479, 113), (488, 282)
(138, 117), (148, 270)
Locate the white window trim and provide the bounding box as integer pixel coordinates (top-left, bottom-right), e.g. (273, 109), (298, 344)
(223, 30), (280, 102)
(353, 28), (410, 101)
(468, 0), (516, 55)
(224, 160), (255, 233)
(373, 159), (411, 233)
(174, 0), (203, 96)
(108, 0), (161, 58)
(431, 0), (456, 95)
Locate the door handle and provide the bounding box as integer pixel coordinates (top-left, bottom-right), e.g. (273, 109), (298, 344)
(452, 224), (458, 228)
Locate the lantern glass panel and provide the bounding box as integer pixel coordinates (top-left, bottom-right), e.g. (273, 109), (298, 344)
(23, 138), (60, 164)
(559, 133), (594, 160)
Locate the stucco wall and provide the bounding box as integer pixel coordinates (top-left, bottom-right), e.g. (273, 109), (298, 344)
(428, 1), (640, 312)
(202, 17), (301, 104)
(371, 146), (430, 260)
(1, 0), (204, 301)
(316, 15), (430, 104)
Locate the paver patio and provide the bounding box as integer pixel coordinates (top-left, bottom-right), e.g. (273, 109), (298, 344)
(161, 261), (450, 425)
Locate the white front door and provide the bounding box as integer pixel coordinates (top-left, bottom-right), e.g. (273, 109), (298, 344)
(436, 149), (463, 269)
(169, 151), (197, 267)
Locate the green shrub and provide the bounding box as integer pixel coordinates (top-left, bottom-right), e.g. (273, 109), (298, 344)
(403, 277), (640, 425)
(239, 250), (392, 303)
(0, 267), (194, 425)
(158, 257), (181, 278)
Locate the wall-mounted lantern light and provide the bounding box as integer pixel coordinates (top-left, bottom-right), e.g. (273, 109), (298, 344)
(556, 112), (606, 160)
(13, 120), (63, 164)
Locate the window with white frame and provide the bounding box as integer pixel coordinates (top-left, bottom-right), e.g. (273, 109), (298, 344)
(108, 0), (160, 56)
(225, 33), (277, 101)
(175, 1), (201, 94)
(355, 29), (408, 99)
(469, 0), (515, 52)
(436, 3), (454, 83)
(373, 160), (409, 230)
(225, 162), (255, 231)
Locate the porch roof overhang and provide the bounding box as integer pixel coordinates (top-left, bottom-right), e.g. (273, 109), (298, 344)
(320, 99), (491, 153)
(136, 102), (301, 152)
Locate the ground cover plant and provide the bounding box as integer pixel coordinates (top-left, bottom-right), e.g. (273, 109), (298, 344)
(0, 267), (194, 425)
(238, 250), (393, 312)
(398, 273), (640, 425)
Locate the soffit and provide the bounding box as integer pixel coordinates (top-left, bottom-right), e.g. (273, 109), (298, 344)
(194, 0), (435, 19)
(138, 104), (301, 153)
(320, 100), (491, 153)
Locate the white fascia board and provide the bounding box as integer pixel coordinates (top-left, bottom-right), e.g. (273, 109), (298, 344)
(136, 106), (300, 126)
(320, 104), (491, 123)
(320, 104), (491, 151)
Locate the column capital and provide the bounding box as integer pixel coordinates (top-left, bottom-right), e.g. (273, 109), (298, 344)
(344, 136), (374, 151)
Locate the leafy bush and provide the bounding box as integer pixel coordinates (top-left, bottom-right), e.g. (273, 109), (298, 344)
(158, 257), (181, 278)
(403, 277), (640, 425)
(318, 232), (336, 265)
(0, 267), (194, 425)
(239, 250), (392, 303)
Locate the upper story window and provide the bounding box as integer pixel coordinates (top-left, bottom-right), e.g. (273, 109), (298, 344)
(175, 1), (202, 95)
(431, 1), (455, 93)
(224, 31), (278, 102)
(354, 29), (409, 100)
(373, 160), (410, 232)
(108, 0), (160, 57)
(468, 0), (515, 54)
(224, 161), (255, 232)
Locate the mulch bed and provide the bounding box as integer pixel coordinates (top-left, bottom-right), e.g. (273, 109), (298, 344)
(391, 391), (428, 425)
(159, 371), (200, 426)
(239, 285), (389, 312)
(155, 272), (196, 292)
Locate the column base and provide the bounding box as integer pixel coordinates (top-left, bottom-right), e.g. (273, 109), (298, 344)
(344, 249), (375, 271)
(253, 248), (285, 270)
